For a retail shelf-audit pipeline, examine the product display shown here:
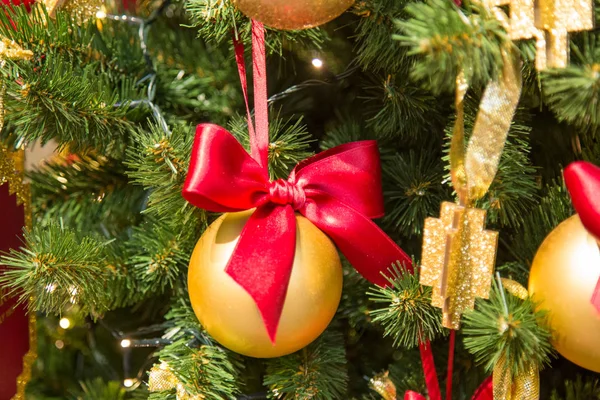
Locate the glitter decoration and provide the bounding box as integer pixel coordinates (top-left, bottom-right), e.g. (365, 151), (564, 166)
(420, 49), (520, 330)
(41, 0), (103, 20)
(421, 202), (498, 330)
(148, 362), (205, 400)
(369, 371), (397, 400)
(0, 39), (33, 133)
(493, 280), (540, 399)
(483, 0), (593, 69)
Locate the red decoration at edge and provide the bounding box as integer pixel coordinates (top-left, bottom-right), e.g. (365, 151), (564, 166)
(0, 184), (31, 399)
(564, 161), (600, 313)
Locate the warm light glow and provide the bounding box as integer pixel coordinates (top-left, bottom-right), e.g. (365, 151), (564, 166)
(311, 58), (323, 68)
(55, 340), (64, 350)
(123, 378), (135, 388)
(120, 339), (131, 348)
(59, 317), (71, 329)
(96, 8), (107, 19)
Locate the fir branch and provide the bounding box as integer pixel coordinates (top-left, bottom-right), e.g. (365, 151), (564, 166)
(127, 219), (191, 296)
(228, 113), (314, 180)
(264, 330), (349, 399)
(395, 0), (510, 94)
(462, 282), (554, 378)
(0, 6), (95, 63)
(75, 378), (127, 400)
(510, 183), (573, 264)
(541, 33), (600, 130)
(382, 150), (450, 237)
(29, 154), (146, 236)
(185, 0), (327, 55)
(368, 263), (444, 349)
(0, 222), (111, 316)
(352, 0), (411, 71)
(551, 376), (600, 400)
(153, 339), (243, 400)
(3, 54), (139, 153)
(360, 72), (443, 139)
(126, 123), (204, 226)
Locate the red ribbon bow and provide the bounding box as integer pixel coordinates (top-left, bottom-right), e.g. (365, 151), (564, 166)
(182, 21), (411, 342)
(564, 161), (600, 313)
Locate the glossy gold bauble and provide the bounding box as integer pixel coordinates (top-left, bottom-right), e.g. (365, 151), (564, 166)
(232, 0), (354, 30)
(528, 214), (600, 372)
(188, 210), (343, 358)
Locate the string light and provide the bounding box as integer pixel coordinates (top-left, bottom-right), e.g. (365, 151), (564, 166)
(59, 317), (71, 329)
(54, 340), (65, 349)
(123, 378), (135, 388)
(120, 339), (131, 348)
(311, 58), (324, 68)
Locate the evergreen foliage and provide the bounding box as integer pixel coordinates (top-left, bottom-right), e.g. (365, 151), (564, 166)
(0, 0), (598, 397)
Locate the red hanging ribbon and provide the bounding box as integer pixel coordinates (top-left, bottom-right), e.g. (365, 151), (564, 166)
(564, 161), (600, 313)
(183, 21), (412, 342)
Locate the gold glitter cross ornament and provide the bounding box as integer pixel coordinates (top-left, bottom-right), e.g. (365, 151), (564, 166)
(483, 0), (594, 69)
(420, 49), (521, 330)
(421, 202), (498, 329)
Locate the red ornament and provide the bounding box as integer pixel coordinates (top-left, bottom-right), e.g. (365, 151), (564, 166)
(564, 160), (600, 313)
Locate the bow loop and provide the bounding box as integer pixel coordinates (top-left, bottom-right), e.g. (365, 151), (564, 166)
(183, 124), (269, 212)
(293, 141), (385, 218)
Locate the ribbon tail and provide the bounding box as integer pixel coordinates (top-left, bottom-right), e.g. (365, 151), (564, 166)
(419, 339), (442, 400)
(405, 391), (427, 400)
(225, 204), (296, 343)
(471, 376), (493, 400)
(301, 193), (412, 287)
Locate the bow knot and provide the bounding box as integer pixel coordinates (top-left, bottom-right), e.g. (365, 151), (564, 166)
(268, 179), (305, 210)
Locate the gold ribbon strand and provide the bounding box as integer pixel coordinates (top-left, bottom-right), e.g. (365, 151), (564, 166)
(493, 278), (540, 400)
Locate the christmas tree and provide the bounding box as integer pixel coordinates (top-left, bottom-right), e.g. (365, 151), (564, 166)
(1, 0), (599, 399)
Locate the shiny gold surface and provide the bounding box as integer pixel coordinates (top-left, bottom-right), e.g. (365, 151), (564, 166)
(188, 210), (343, 358)
(421, 202), (498, 329)
(483, 0), (593, 69)
(232, 0), (354, 30)
(529, 215), (600, 372)
(494, 353), (539, 400)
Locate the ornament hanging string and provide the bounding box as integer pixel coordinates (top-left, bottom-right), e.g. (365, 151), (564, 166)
(183, 19), (413, 343)
(564, 161), (600, 314)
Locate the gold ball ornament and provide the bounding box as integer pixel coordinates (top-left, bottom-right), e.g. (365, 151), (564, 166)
(232, 0), (355, 30)
(188, 210), (343, 358)
(528, 214), (600, 372)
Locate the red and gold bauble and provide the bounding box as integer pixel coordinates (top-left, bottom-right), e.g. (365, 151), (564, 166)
(188, 210), (343, 358)
(232, 0), (354, 30)
(528, 214), (600, 372)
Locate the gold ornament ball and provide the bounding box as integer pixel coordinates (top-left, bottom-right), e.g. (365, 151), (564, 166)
(528, 214), (600, 372)
(232, 0), (355, 30)
(188, 210), (343, 358)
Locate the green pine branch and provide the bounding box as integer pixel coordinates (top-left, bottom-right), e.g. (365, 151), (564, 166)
(228, 112), (314, 180)
(29, 153), (146, 236)
(152, 339), (243, 400)
(126, 123), (204, 227)
(395, 0), (510, 94)
(541, 33), (600, 131)
(352, 0), (412, 71)
(264, 330), (349, 399)
(462, 281), (554, 378)
(368, 263), (444, 349)
(382, 150), (450, 237)
(3, 53), (141, 153)
(0, 222), (112, 316)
